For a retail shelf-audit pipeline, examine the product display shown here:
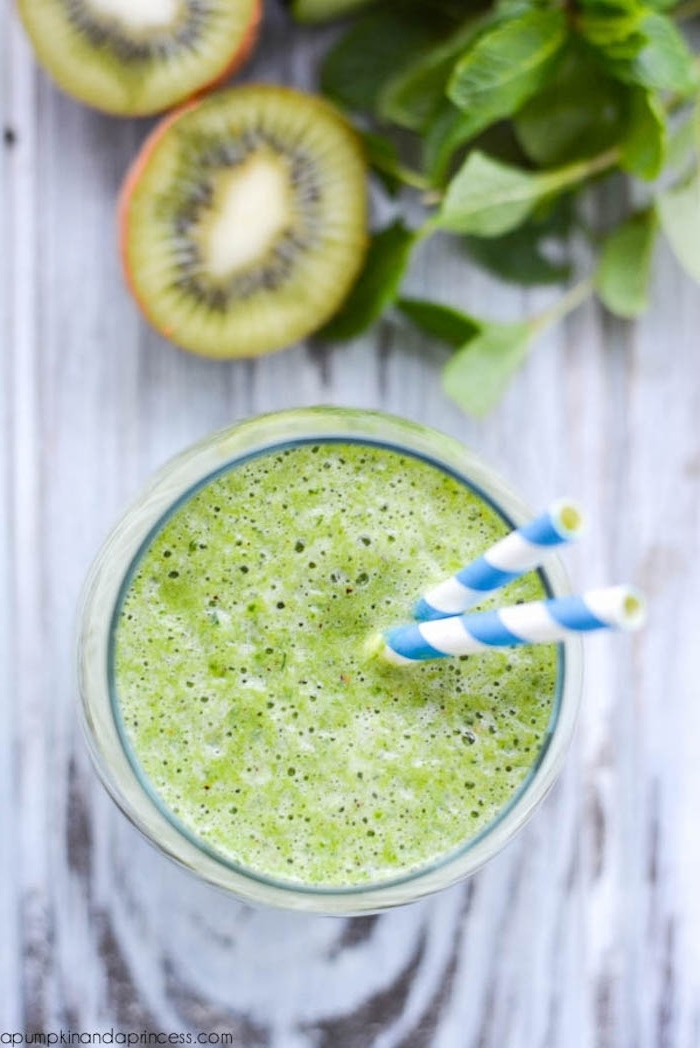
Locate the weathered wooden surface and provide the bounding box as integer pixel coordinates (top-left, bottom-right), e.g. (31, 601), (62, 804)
(2, 2), (699, 1044)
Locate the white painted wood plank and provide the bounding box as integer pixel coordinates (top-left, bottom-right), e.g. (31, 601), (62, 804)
(0, 0), (23, 1025)
(4, 6), (52, 1030)
(625, 242), (700, 1048)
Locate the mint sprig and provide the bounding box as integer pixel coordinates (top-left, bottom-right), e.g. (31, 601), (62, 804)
(596, 210), (658, 317)
(309, 0), (700, 416)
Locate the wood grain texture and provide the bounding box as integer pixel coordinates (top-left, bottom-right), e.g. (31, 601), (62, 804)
(2, 2), (699, 1044)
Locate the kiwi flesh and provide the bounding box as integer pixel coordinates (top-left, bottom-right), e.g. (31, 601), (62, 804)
(17, 0), (260, 116)
(120, 85), (368, 358)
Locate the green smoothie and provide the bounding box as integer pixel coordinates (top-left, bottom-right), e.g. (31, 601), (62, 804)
(112, 441), (558, 887)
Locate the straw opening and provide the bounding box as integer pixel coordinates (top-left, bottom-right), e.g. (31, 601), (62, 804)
(619, 588), (646, 630)
(551, 498), (585, 538)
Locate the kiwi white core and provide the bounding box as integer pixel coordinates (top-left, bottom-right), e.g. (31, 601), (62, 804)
(196, 155), (293, 280)
(87, 0), (181, 31)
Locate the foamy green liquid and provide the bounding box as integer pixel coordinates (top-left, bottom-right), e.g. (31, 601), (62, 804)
(114, 442), (558, 887)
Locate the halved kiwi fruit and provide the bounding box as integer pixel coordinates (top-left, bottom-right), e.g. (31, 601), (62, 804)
(17, 0), (261, 116)
(119, 85), (368, 358)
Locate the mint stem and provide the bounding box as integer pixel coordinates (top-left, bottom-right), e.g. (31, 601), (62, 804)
(545, 147), (620, 192)
(414, 220), (438, 243)
(530, 277), (595, 333)
(395, 166), (432, 191)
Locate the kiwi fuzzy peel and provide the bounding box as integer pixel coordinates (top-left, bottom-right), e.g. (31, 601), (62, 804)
(18, 0), (260, 116)
(120, 85), (368, 359)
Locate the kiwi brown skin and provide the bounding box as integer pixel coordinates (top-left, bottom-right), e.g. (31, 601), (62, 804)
(118, 85), (369, 358)
(118, 103), (199, 338)
(17, 0), (262, 117)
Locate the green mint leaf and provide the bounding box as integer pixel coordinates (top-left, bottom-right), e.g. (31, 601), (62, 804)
(596, 210), (658, 317)
(291, 0), (372, 23)
(424, 103), (529, 187)
(442, 321), (533, 417)
(495, 0), (551, 16)
(528, 191), (578, 237)
(619, 87), (666, 180)
(359, 131), (402, 195)
(397, 298), (482, 348)
(436, 152), (544, 235)
(358, 131), (430, 193)
(601, 13), (699, 94)
(319, 222), (418, 341)
(577, 8), (646, 58)
(514, 43), (628, 165)
(657, 167), (700, 284)
(446, 8), (568, 139)
(436, 149), (616, 237)
(436, 152), (564, 237)
(631, 14), (699, 94)
(378, 16), (485, 133)
(665, 108), (699, 177)
(423, 102), (478, 186)
(320, 12), (429, 114)
(464, 223), (572, 286)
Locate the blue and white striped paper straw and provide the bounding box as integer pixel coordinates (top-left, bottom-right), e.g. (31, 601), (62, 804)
(382, 586), (645, 665)
(414, 498), (584, 621)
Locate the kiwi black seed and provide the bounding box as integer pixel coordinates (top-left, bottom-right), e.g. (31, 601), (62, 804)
(119, 85), (368, 359)
(18, 0), (260, 116)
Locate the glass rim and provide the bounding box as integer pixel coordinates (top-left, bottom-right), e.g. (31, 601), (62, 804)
(78, 407), (583, 913)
